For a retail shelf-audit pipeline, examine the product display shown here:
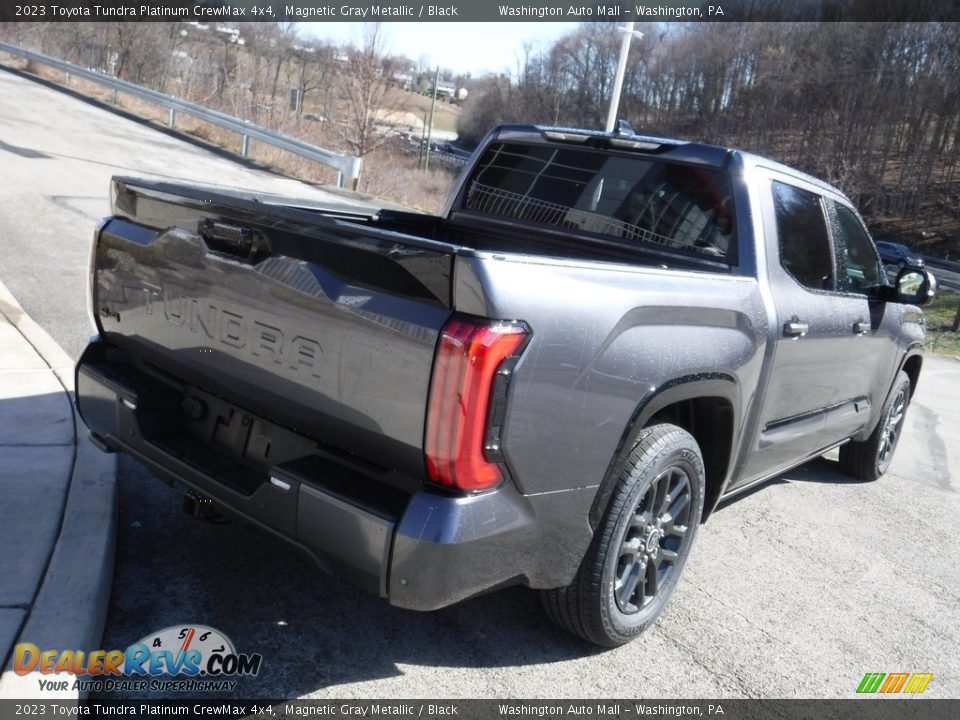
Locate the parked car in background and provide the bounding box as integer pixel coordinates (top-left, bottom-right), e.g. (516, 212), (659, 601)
(876, 239), (925, 268)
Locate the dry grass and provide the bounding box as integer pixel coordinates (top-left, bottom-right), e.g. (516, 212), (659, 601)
(3, 55), (463, 207)
(362, 150), (457, 213)
(924, 290), (960, 358)
(400, 89), (462, 133)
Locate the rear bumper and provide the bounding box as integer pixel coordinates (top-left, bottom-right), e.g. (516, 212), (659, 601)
(76, 342), (595, 610)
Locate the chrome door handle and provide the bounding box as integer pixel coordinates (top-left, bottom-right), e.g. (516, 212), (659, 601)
(783, 320), (809, 338)
(853, 321), (869, 335)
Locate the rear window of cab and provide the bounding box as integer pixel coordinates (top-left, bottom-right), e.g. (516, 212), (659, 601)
(464, 141), (736, 262)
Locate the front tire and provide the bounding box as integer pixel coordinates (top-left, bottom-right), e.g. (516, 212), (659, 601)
(839, 371), (912, 482)
(542, 424), (705, 647)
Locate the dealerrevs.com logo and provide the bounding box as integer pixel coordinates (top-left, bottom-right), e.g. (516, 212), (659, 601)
(14, 625), (262, 693)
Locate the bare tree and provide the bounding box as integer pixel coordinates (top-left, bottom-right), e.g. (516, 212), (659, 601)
(285, 42), (334, 122)
(332, 24), (406, 188)
(458, 21), (960, 258)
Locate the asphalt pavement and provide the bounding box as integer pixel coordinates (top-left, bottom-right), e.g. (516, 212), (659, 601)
(0, 64), (958, 701)
(0, 64), (355, 361)
(93, 357), (960, 699)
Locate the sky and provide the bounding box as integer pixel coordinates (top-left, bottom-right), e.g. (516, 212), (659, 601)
(298, 22), (580, 76)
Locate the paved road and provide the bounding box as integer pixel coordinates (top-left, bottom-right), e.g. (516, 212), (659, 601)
(0, 66), (354, 361)
(927, 262), (960, 293)
(1, 66), (959, 700)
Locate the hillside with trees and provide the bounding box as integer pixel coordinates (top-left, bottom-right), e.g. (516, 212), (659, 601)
(459, 22), (960, 257)
(1, 21), (957, 257)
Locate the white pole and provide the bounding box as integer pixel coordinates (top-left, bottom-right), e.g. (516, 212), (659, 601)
(605, 22), (642, 133)
(425, 66), (440, 172)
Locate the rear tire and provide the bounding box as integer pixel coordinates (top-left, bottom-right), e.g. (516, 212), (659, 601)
(542, 424), (705, 647)
(839, 371), (912, 482)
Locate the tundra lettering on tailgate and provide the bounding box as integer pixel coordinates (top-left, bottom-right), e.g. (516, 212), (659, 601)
(103, 279), (323, 378)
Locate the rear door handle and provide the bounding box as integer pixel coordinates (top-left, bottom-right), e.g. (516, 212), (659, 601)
(783, 320), (809, 338)
(853, 321), (869, 335)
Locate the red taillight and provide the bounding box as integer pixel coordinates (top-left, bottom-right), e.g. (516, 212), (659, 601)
(425, 316), (528, 492)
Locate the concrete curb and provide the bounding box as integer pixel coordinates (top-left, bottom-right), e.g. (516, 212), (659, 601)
(0, 279), (117, 701)
(0, 283), (76, 393)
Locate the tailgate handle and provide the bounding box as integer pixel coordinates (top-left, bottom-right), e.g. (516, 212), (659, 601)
(200, 220), (265, 261)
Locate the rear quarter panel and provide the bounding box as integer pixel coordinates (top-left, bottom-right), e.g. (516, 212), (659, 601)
(454, 254), (768, 496)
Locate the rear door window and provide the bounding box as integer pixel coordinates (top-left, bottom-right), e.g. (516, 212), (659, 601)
(772, 181), (836, 291)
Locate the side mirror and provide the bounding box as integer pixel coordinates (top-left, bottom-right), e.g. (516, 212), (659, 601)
(895, 267), (936, 306)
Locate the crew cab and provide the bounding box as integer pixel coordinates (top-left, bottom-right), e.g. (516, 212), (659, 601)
(76, 124), (935, 646)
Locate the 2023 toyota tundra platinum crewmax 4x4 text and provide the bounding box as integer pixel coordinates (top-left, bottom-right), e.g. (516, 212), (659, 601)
(77, 124), (936, 646)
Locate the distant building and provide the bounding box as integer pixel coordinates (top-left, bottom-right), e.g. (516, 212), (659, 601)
(391, 72), (415, 90)
(430, 83), (457, 99)
(215, 26), (245, 46)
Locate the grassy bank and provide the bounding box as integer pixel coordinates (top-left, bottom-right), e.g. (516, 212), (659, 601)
(924, 290), (960, 358)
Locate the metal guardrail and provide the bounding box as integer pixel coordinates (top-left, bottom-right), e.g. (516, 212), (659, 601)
(925, 256), (960, 274)
(0, 42), (362, 188)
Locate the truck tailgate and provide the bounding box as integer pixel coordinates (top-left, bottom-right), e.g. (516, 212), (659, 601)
(92, 178), (456, 477)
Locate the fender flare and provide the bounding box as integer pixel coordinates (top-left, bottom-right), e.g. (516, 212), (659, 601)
(898, 344), (924, 388)
(588, 372), (741, 530)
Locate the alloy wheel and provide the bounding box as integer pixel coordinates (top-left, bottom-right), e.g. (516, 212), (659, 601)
(614, 466), (694, 614)
(878, 388), (907, 468)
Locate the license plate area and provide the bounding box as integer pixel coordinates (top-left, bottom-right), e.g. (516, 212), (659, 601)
(178, 389), (319, 478)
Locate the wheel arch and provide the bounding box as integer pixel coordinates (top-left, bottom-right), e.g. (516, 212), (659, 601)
(588, 373), (741, 530)
(855, 348), (922, 442)
(901, 350), (922, 398)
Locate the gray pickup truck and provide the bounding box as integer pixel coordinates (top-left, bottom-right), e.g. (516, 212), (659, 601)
(76, 124), (935, 646)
